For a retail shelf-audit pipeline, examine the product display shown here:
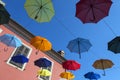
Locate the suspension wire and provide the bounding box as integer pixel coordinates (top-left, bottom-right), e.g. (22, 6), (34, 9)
(103, 20), (117, 37)
(54, 16), (112, 60)
(7, 1), (120, 74)
(54, 16), (120, 74)
(54, 16), (76, 38)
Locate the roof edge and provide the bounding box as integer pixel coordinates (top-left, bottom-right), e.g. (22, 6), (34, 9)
(3, 19), (66, 64)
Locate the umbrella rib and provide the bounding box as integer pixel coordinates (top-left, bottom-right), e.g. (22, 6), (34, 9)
(81, 40), (91, 52)
(24, 5), (39, 7)
(94, 1), (112, 5)
(42, 0), (52, 7)
(38, 40), (43, 49)
(42, 8), (50, 21)
(108, 42), (115, 49)
(36, 0), (41, 6)
(93, 7), (108, 15)
(8, 36), (14, 46)
(84, 7), (93, 22)
(70, 41), (79, 52)
(42, 40), (45, 51)
(24, 0), (42, 7)
(43, 7), (54, 13)
(115, 42), (119, 53)
(29, 7), (39, 15)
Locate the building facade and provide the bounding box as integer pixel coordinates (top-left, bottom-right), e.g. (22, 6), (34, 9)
(0, 19), (66, 80)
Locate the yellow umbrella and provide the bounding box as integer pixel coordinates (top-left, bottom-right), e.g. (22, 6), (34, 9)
(60, 72), (75, 80)
(37, 69), (51, 76)
(30, 36), (52, 53)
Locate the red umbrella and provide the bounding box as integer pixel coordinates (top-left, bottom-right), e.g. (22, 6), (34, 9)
(62, 60), (80, 71)
(75, 0), (112, 23)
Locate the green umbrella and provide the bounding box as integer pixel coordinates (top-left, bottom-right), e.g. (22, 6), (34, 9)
(0, 4), (10, 24)
(24, 0), (55, 23)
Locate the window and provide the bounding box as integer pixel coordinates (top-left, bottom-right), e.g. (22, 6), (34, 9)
(39, 58), (53, 80)
(7, 43), (32, 71)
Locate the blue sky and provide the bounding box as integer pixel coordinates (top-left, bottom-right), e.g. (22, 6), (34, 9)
(3, 0), (120, 80)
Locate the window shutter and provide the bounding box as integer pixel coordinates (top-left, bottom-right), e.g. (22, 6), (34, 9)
(40, 65), (52, 80)
(9, 44), (30, 69)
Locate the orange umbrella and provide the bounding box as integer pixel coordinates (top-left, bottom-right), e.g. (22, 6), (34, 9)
(30, 36), (52, 53)
(60, 72), (75, 80)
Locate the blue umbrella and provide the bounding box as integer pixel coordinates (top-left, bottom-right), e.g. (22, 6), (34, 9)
(34, 58), (52, 68)
(11, 54), (29, 64)
(0, 34), (22, 48)
(67, 37), (92, 58)
(84, 72), (101, 80)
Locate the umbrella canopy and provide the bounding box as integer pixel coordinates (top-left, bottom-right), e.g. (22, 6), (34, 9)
(67, 37), (92, 58)
(30, 36), (52, 53)
(37, 69), (51, 76)
(34, 58), (52, 68)
(0, 4), (10, 24)
(84, 72), (101, 80)
(92, 59), (114, 76)
(75, 0), (112, 23)
(11, 54), (29, 64)
(60, 72), (75, 80)
(0, 34), (22, 47)
(108, 36), (120, 53)
(62, 60), (80, 71)
(24, 0), (55, 23)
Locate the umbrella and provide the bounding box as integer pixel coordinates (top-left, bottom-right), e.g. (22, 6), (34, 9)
(0, 4), (10, 24)
(84, 72), (101, 80)
(24, 0), (55, 23)
(62, 60), (80, 71)
(108, 36), (120, 53)
(92, 59), (114, 76)
(37, 69), (51, 76)
(75, 0), (112, 23)
(34, 58), (52, 68)
(11, 54), (29, 64)
(67, 37), (92, 58)
(0, 34), (22, 51)
(30, 36), (52, 54)
(60, 72), (75, 80)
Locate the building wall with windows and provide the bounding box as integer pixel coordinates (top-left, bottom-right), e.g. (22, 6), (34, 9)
(0, 20), (66, 80)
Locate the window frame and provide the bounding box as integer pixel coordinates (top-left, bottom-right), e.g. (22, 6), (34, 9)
(38, 57), (54, 80)
(0, 28), (3, 33)
(7, 43), (32, 71)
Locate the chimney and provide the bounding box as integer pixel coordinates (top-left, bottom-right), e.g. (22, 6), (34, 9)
(57, 50), (65, 57)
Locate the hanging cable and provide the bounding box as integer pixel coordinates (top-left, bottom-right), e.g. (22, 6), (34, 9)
(103, 20), (117, 37)
(54, 16), (76, 38)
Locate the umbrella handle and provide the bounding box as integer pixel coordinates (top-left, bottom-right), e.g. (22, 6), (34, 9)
(102, 69), (106, 76)
(101, 60), (106, 76)
(78, 41), (81, 59)
(79, 53), (81, 59)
